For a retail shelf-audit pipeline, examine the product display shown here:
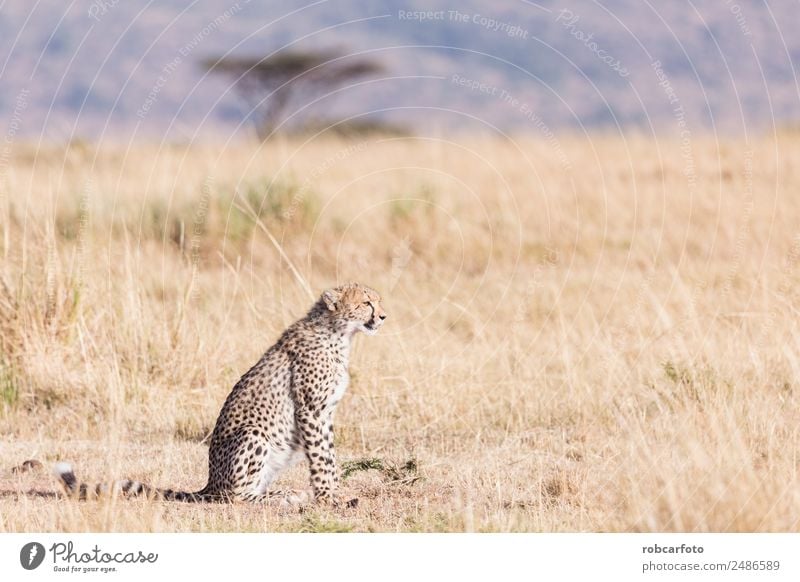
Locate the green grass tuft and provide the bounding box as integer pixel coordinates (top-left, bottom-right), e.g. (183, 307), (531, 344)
(0, 360), (19, 408)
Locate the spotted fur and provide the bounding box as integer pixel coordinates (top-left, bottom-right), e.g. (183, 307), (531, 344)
(55, 282), (387, 504)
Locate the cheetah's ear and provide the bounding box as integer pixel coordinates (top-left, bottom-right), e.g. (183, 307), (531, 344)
(322, 288), (340, 311)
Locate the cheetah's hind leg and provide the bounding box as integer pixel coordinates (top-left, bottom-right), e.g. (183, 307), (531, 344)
(238, 488), (312, 509)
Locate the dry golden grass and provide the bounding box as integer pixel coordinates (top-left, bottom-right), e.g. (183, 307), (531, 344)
(1, 133), (799, 532)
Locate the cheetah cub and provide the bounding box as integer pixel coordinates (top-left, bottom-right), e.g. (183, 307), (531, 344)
(55, 282), (387, 505)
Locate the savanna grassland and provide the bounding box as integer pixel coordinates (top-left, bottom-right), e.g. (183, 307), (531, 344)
(1, 133), (799, 532)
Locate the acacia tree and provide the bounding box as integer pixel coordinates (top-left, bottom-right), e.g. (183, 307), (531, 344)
(203, 50), (383, 139)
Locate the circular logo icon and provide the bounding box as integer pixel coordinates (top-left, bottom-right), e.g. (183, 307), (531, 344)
(20, 542), (46, 570)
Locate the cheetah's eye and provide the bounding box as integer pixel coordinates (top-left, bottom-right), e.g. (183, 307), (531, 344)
(363, 301), (371, 306)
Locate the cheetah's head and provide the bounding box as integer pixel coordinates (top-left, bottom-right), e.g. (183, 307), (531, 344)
(321, 282), (387, 336)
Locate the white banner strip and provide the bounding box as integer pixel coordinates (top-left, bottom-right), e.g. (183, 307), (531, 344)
(1, 533), (797, 581)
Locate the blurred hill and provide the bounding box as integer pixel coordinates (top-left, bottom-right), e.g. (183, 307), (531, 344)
(0, 0), (797, 140)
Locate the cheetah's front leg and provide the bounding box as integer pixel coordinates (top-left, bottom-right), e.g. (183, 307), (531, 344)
(322, 414), (339, 491)
(297, 408), (337, 503)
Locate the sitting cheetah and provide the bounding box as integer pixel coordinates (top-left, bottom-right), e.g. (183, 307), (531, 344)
(55, 282), (387, 504)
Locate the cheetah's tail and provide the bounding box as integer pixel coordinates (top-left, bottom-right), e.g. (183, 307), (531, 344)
(52, 462), (221, 503)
